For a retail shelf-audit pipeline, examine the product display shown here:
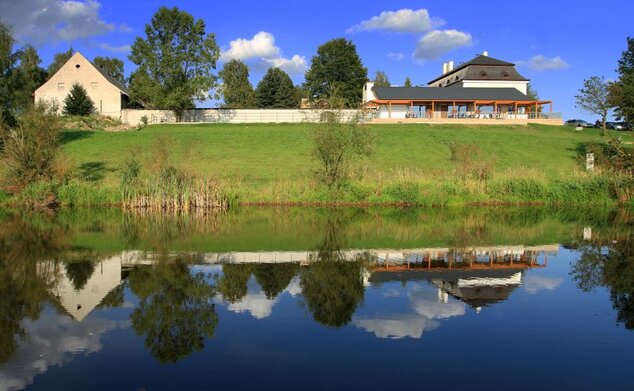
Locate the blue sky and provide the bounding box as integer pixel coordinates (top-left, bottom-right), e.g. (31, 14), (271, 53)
(1, 0), (632, 120)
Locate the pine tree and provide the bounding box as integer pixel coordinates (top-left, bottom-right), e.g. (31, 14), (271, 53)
(255, 67), (299, 108)
(63, 83), (95, 116)
(404, 76), (413, 87)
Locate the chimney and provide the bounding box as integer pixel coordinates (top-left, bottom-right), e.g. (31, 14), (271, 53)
(442, 62), (448, 74)
(482, 51), (489, 57)
(448, 61), (454, 71)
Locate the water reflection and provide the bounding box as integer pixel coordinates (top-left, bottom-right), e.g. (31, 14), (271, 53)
(0, 207), (632, 390)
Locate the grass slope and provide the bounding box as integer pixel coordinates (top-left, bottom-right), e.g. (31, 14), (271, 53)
(57, 123), (633, 205)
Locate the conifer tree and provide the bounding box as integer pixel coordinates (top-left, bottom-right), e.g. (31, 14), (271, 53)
(63, 83), (95, 116)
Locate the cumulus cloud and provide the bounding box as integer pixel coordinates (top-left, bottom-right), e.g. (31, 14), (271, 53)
(96, 43), (131, 53)
(0, 0), (123, 45)
(387, 52), (405, 61)
(353, 315), (438, 339)
(220, 31), (307, 76)
(220, 31), (280, 61)
(0, 311), (127, 391)
(261, 55), (308, 76)
(523, 275), (563, 294)
(516, 55), (570, 71)
(347, 8), (445, 34)
(413, 29), (473, 61)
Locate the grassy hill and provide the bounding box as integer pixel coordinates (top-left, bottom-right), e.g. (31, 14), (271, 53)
(53, 122), (633, 205)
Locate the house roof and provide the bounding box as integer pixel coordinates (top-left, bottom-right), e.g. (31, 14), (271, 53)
(371, 86), (535, 102)
(91, 60), (129, 96)
(427, 54), (526, 85)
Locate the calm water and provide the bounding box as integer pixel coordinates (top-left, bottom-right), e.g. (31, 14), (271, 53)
(0, 207), (633, 390)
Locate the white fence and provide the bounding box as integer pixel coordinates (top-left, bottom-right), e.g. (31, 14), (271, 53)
(121, 108), (362, 126)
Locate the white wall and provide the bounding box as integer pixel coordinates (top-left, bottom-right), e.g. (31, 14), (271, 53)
(121, 108), (363, 125)
(363, 81), (376, 102)
(378, 105), (409, 119)
(460, 80), (529, 94)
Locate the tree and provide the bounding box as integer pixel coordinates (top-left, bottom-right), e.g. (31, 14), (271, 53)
(609, 37), (634, 123)
(93, 56), (125, 84)
(304, 38), (367, 108)
(63, 83), (95, 116)
(14, 45), (47, 111)
(526, 83), (539, 100)
(218, 59), (255, 108)
(373, 70), (390, 87)
(129, 6), (220, 120)
(129, 260), (218, 363)
(253, 263), (299, 299)
(217, 263), (252, 303)
(47, 47), (73, 79)
(575, 76), (612, 129)
(312, 112), (375, 188)
(0, 22), (19, 128)
(404, 76), (413, 88)
(255, 67), (299, 108)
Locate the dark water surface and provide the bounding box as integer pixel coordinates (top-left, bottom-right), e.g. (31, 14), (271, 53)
(0, 207), (633, 390)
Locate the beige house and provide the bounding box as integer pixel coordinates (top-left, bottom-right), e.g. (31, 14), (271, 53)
(34, 52), (129, 119)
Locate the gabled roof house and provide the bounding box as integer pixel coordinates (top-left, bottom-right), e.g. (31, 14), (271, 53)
(363, 52), (560, 124)
(34, 52), (129, 119)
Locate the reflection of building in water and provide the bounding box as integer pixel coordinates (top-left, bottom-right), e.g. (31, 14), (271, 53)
(40, 245), (556, 321)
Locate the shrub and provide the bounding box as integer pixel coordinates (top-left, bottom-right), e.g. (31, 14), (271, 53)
(1, 103), (61, 191)
(447, 141), (495, 180)
(312, 111), (375, 188)
(385, 182), (421, 204)
(63, 83), (95, 116)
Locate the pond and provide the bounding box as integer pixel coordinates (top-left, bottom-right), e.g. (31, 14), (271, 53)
(0, 207), (633, 390)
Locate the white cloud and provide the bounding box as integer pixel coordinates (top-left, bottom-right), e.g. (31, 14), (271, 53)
(224, 291), (278, 319)
(0, 311), (127, 391)
(517, 55), (570, 71)
(118, 24), (134, 34)
(96, 43), (131, 53)
(220, 31), (280, 61)
(347, 8), (445, 34)
(262, 54), (308, 75)
(413, 29), (473, 61)
(353, 315), (438, 339)
(409, 289), (466, 319)
(0, 0), (118, 45)
(387, 52), (405, 61)
(523, 275), (563, 294)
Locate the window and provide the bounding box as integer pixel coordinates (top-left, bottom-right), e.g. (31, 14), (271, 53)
(57, 82), (64, 90)
(75, 64), (80, 68)
(91, 82), (98, 89)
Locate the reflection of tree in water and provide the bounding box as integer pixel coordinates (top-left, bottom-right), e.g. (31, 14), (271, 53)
(0, 215), (68, 364)
(64, 260), (97, 291)
(217, 263), (253, 303)
(128, 258), (218, 363)
(571, 232), (634, 329)
(300, 218), (367, 328)
(253, 263), (300, 299)
(96, 284), (125, 309)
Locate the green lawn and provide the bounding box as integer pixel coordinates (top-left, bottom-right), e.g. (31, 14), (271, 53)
(61, 123), (632, 187)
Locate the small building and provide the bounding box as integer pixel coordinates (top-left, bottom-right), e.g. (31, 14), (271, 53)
(34, 52), (129, 119)
(364, 52), (560, 124)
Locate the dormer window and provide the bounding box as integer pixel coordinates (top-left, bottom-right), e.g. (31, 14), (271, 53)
(75, 64), (80, 69)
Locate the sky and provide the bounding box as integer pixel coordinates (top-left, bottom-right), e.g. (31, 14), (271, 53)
(0, 0), (632, 120)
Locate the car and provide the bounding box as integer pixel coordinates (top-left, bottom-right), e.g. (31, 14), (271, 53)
(564, 119), (592, 128)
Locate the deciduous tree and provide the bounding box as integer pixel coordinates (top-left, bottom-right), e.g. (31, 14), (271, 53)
(609, 37), (634, 124)
(47, 47), (73, 79)
(373, 70), (390, 87)
(0, 22), (19, 128)
(93, 56), (125, 84)
(304, 38), (367, 108)
(218, 59), (254, 108)
(129, 6), (220, 120)
(575, 76), (612, 129)
(404, 76), (413, 87)
(14, 45), (47, 111)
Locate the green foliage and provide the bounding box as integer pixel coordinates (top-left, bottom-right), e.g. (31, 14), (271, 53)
(1, 103), (61, 191)
(0, 22), (19, 129)
(255, 67), (299, 108)
(304, 38), (368, 108)
(129, 6), (220, 119)
(586, 136), (634, 176)
(64, 260), (96, 291)
(13, 45), (46, 114)
(63, 83), (95, 116)
(610, 37), (634, 123)
(129, 260), (218, 363)
(404, 76), (413, 88)
(219, 59), (255, 108)
(312, 112), (375, 188)
(217, 264), (252, 303)
(575, 76), (612, 129)
(253, 263), (299, 299)
(47, 47), (73, 79)
(526, 83), (539, 100)
(373, 70), (390, 87)
(385, 182), (422, 204)
(93, 56), (125, 84)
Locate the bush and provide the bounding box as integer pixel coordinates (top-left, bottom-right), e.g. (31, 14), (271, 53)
(312, 111), (375, 188)
(63, 83), (95, 116)
(1, 103), (61, 191)
(448, 141), (495, 180)
(385, 182), (421, 204)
